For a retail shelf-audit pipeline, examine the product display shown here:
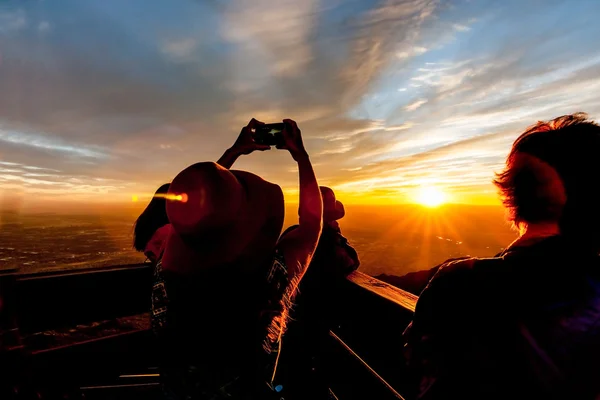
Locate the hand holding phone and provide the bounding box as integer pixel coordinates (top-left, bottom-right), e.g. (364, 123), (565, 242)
(253, 123), (285, 147)
(277, 119), (308, 161)
(231, 119), (271, 155)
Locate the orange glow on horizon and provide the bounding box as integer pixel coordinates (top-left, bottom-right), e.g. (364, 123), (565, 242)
(281, 187), (500, 207)
(23, 185), (501, 212)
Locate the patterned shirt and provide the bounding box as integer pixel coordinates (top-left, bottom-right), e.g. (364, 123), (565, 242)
(151, 250), (293, 399)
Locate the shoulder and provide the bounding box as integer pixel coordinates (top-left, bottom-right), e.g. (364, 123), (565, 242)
(417, 256), (507, 313)
(426, 257), (477, 289)
(431, 256), (505, 284)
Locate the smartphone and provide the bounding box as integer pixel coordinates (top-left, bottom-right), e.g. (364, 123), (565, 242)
(254, 123), (285, 146)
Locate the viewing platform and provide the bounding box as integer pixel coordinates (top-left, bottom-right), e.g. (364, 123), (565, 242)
(1, 263), (417, 399)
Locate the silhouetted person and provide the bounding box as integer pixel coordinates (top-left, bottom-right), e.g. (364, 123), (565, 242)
(133, 183), (171, 264)
(281, 186), (359, 275)
(403, 113), (600, 400)
(278, 186), (359, 398)
(154, 119), (323, 399)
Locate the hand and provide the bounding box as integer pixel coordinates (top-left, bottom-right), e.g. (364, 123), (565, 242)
(230, 118), (271, 156)
(277, 119), (308, 161)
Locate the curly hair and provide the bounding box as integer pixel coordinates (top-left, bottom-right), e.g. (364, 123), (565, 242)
(494, 113), (600, 249)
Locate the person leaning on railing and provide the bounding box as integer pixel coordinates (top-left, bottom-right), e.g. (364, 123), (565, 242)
(403, 113), (600, 400)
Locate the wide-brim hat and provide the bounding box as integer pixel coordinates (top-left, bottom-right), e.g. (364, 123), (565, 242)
(161, 162), (285, 275)
(320, 186), (345, 222)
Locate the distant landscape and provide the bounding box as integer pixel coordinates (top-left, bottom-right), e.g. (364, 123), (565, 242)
(0, 204), (517, 278)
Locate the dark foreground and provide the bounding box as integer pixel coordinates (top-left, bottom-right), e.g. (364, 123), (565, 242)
(0, 262), (416, 399)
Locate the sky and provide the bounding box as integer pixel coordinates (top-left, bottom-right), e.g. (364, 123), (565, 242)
(1, 0), (600, 212)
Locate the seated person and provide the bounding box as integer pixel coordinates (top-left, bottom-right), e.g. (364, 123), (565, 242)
(154, 119), (323, 399)
(403, 113), (600, 400)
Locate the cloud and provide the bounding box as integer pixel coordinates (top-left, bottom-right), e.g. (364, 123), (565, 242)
(0, 127), (109, 159)
(221, 0), (318, 77)
(452, 23), (470, 32)
(0, 9), (26, 32)
(384, 122), (414, 131)
(160, 37), (197, 61)
(405, 98), (428, 111)
(338, 0), (438, 106)
(0, 162), (133, 202)
(396, 46), (428, 59)
(38, 21), (50, 32)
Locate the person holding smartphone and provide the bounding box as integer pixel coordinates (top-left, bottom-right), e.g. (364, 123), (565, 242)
(154, 118), (323, 400)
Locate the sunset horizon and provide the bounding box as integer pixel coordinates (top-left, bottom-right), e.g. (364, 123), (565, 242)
(1, 191), (505, 215)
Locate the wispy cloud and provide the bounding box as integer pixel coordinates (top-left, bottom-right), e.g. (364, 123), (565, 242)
(160, 37), (197, 61)
(0, 8), (26, 32)
(452, 23), (470, 32)
(396, 46), (428, 59)
(38, 21), (50, 33)
(221, 0), (318, 77)
(405, 99), (428, 111)
(0, 128), (108, 159)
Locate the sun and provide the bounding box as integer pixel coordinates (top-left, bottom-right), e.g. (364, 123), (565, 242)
(416, 186), (446, 208)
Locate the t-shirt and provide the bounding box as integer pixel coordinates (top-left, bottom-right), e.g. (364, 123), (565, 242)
(403, 235), (600, 400)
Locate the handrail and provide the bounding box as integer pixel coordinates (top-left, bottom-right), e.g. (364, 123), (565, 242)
(14, 264), (417, 315)
(345, 271), (417, 313)
(15, 263), (150, 280)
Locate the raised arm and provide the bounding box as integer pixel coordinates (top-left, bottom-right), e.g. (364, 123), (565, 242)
(217, 118), (270, 169)
(276, 119), (323, 278)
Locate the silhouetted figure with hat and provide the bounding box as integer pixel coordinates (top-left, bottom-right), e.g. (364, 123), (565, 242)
(153, 119), (323, 399)
(403, 113), (600, 400)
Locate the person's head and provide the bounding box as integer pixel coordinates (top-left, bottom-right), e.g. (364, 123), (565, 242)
(161, 162), (285, 274)
(320, 186), (345, 223)
(133, 183), (171, 252)
(494, 113), (600, 249)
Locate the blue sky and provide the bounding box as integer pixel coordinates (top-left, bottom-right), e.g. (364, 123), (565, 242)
(1, 0), (600, 210)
